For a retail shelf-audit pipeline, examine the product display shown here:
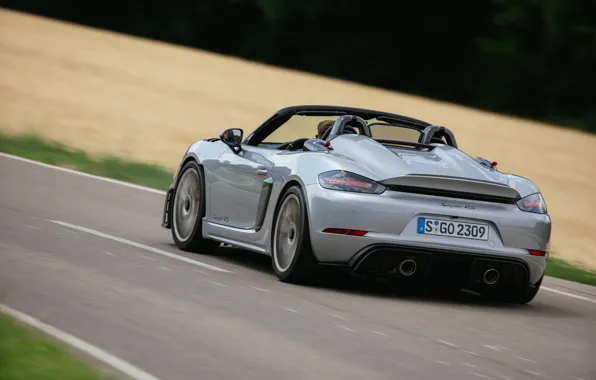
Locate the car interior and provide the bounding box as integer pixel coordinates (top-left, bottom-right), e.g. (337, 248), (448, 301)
(256, 113), (455, 152)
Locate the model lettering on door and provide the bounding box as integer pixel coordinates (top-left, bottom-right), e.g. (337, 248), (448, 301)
(212, 214), (229, 223)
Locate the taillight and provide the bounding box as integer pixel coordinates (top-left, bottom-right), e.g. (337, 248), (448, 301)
(516, 193), (547, 214)
(528, 249), (548, 257)
(325, 178), (374, 189)
(323, 228), (368, 236)
(318, 170), (386, 194)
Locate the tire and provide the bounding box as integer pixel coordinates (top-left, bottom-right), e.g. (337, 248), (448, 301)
(271, 185), (317, 283)
(170, 160), (220, 253)
(481, 275), (543, 305)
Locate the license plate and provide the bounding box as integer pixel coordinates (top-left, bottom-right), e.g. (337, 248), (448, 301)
(417, 217), (489, 241)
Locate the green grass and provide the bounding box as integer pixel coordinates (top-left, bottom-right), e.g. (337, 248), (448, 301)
(0, 312), (113, 380)
(545, 257), (596, 287)
(0, 133), (173, 190)
(1, 132), (595, 287)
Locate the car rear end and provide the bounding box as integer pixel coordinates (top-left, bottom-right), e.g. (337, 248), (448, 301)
(306, 170), (551, 294)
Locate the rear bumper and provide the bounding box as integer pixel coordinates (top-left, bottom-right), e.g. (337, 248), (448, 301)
(347, 243), (537, 289)
(304, 184), (549, 285)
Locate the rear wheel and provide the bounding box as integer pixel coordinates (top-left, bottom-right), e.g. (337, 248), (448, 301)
(481, 276), (543, 304)
(271, 185), (317, 283)
(171, 161), (220, 253)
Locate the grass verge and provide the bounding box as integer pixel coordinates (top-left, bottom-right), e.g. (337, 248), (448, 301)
(0, 133), (173, 190)
(0, 312), (113, 380)
(545, 258), (596, 287)
(1, 132), (595, 287)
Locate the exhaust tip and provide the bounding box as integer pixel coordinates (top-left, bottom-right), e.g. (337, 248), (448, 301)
(399, 259), (417, 276)
(483, 268), (499, 285)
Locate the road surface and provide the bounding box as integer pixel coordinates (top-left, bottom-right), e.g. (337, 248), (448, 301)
(1, 154), (595, 380)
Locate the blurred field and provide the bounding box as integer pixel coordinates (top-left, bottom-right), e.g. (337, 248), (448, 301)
(1, 8), (595, 271)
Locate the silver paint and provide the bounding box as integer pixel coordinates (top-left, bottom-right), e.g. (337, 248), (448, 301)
(164, 112), (551, 285)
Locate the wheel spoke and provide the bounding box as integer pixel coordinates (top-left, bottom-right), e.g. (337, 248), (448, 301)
(173, 168), (201, 242)
(273, 194), (302, 272)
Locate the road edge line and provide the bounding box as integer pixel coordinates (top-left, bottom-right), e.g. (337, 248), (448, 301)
(4, 152), (596, 299)
(541, 286), (596, 304)
(48, 219), (232, 273)
(0, 152), (166, 195)
(0, 303), (162, 380)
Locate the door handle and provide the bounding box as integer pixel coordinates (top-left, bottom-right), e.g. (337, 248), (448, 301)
(256, 168), (268, 176)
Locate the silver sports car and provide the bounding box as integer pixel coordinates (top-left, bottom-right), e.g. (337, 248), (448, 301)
(161, 105), (551, 304)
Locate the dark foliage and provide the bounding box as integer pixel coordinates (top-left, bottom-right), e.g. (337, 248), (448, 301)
(3, 0), (595, 132)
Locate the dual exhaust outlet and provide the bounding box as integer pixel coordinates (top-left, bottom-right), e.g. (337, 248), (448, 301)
(395, 259), (500, 285)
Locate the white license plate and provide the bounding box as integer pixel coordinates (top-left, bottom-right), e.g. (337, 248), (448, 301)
(417, 217), (489, 241)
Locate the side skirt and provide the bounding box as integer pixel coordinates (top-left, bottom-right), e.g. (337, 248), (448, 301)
(202, 220), (270, 255)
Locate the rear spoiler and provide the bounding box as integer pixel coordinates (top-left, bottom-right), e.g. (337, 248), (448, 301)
(380, 174), (521, 204)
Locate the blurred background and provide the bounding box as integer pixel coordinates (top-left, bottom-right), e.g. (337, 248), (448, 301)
(3, 0), (596, 132)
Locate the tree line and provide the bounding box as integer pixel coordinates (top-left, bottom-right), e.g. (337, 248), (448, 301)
(4, 0), (595, 133)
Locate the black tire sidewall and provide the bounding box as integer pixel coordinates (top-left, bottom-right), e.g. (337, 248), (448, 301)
(482, 275), (543, 304)
(171, 161), (207, 250)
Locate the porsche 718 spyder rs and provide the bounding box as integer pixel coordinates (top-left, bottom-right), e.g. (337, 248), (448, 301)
(161, 105), (551, 304)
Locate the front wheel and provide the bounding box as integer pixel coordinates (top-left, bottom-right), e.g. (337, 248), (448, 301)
(271, 185), (317, 283)
(171, 161), (220, 253)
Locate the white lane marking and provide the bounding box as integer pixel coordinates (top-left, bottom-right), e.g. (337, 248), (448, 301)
(462, 350), (480, 356)
(336, 325), (355, 332)
(47, 220), (230, 273)
(524, 370), (541, 377)
(470, 373), (492, 379)
(157, 266), (170, 271)
(25, 225), (40, 230)
(11, 153), (596, 302)
(330, 313), (347, 320)
(372, 330), (387, 337)
(282, 307), (299, 314)
(434, 360), (450, 366)
(462, 362), (478, 368)
(208, 281), (227, 287)
(483, 344), (503, 352)
(65, 229), (79, 234)
(141, 256), (157, 261)
(247, 285), (269, 292)
(437, 340), (459, 348)
(12, 153), (596, 300)
(574, 377), (586, 380)
(102, 251), (117, 256)
(517, 357), (536, 364)
(1, 153), (165, 195)
(0, 303), (161, 380)
(542, 287), (596, 304)
(193, 269), (208, 275)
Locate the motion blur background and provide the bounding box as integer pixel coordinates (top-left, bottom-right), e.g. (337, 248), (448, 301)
(5, 0), (596, 132)
(1, 1), (595, 270)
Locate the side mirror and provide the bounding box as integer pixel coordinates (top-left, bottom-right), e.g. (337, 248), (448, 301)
(220, 128), (243, 153)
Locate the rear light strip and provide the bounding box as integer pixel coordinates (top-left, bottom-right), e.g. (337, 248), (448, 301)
(528, 249), (548, 257)
(323, 228), (368, 236)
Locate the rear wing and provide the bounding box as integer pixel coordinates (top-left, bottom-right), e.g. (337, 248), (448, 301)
(380, 174), (521, 204)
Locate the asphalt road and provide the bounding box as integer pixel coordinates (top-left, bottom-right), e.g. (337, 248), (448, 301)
(1, 154), (595, 380)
